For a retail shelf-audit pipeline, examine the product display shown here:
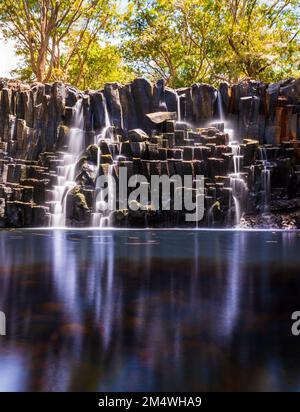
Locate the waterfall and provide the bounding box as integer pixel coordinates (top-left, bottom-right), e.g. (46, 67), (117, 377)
(176, 93), (181, 122)
(258, 147), (267, 161)
(94, 165), (115, 228)
(92, 95), (115, 227)
(259, 147), (271, 211)
(10, 116), (16, 140)
(96, 146), (101, 169)
(229, 142), (247, 227)
(217, 90), (225, 121)
(50, 99), (85, 227)
(262, 167), (271, 211)
(230, 177), (247, 227)
(104, 95), (111, 128)
(216, 90), (246, 226)
(95, 94), (112, 146)
(231, 143), (242, 175)
(69, 100), (85, 153)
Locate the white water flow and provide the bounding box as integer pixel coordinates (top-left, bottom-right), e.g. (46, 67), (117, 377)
(217, 91), (234, 142)
(50, 99), (85, 227)
(259, 147), (271, 211)
(93, 165), (115, 228)
(229, 143), (247, 227)
(217, 90), (225, 120)
(217, 91), (245, 226)
(92, 95), (115, 227)
(176, 93), (181, 122)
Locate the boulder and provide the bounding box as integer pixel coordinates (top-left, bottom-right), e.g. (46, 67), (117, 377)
(146, 111), (177, 124)
(66, 186), (91, 226)
(128, 129), (149, 142)
(65, 86), (78, 107)
(6, 201), (32, 227)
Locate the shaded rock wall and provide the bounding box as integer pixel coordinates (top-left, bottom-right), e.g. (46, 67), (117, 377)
(0, 77), (299, 157)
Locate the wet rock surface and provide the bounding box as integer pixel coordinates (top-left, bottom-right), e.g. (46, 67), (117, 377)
(0, 77), (300, 228)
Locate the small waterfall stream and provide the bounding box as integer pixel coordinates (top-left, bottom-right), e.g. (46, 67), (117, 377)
(217, 91), (234, 141)
(50, 99), (85, 226)
(259, 147), (271, 211)
(92, 95), (115, 227)
(217, 90), (225, 120)
(217, 91), (246, 226)
(176, 93), (181, 122)
(229, 143), (247, 227)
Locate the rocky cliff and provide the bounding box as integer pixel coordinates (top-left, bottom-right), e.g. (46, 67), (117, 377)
(0, 77), (299, 228)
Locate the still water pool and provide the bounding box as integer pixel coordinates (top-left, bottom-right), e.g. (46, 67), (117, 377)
(0, 229), (300, 391)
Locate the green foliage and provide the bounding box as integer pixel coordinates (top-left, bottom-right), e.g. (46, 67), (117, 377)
(65, 39), (135, 89)
(122, 0), (300, 87)
(0, 0), (120, 82)
(122, 0), (211, 87)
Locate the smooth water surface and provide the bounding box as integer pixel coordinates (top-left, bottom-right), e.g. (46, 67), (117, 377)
(0, 229), (300, 391)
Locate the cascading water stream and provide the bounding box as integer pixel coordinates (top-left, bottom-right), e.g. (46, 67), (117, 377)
(217, 90), (246, 226)
(258, 147), (271, 211)
(50, 99), (85, 227)
(217, 90), (225, 121)
(176, 93), (181, 122)
(261, 167), (271, 211)
(229, 144), (246, 227)
(92, 95), (115, 227)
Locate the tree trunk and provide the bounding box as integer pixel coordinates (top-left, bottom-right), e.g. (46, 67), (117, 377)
(36, 52), (46, 82)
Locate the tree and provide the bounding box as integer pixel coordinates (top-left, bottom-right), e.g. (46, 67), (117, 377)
(179, 0), (300, 83)
(122, 0), (300, 87)
(0, 0), (116, 82)
(65, 38), (135, 89)
(122, 0), (216, 88)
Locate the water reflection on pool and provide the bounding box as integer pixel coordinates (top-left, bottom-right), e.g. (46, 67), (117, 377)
(0, 229), (300, 391)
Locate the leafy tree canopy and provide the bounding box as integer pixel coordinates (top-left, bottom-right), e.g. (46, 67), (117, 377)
(0, 0), (299, 87)
(122, 0), (300, 87)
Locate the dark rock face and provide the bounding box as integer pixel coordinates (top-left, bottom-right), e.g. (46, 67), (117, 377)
(239, 96), (260, 139)
(0, 76), (300, 228)
(152, 79), (168, 112)
(186, 83), (217, 124)
(104, 83), (122, 128)
(90, 91), (107, 131)
(281, 78), (300, 104)
(66, 186), (90, 227)
(131, 78), (153, 133)
(165, 88), (177, 113)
